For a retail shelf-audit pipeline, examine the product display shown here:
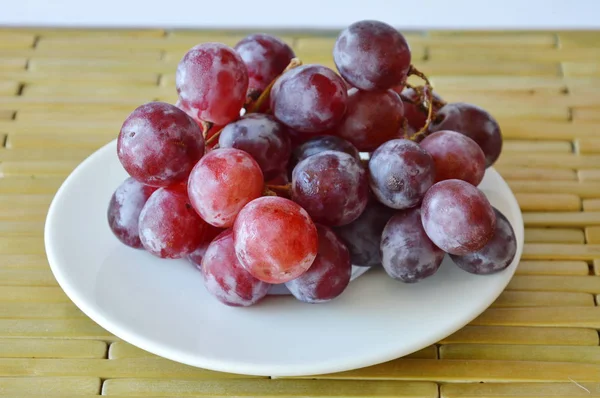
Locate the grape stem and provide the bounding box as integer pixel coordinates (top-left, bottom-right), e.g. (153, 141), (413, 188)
(247, 58), (303, 114)
(265, 183), (292, 196)
(200, 121), (213, 140)
(407, 65), (434, 142)
(206, 58), (303, 147)
(205, 125), (225, 146)
(262, 187), (279, 196)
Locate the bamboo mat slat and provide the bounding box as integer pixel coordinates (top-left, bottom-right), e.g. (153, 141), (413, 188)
(0, 27), (600, 397)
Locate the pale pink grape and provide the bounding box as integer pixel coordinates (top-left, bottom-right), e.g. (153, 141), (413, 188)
(176, 43), (248, 125)
(233, 197), (318, 284)
(188, 148), (264, 228)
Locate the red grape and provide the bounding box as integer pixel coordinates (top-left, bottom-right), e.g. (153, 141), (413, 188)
(187, 225), (224, 270)
(233, 197), (318, 284)
(270, 64), (348, 133)
(292, 151), (368, 226)
(188, 148), (263, 228)
(235, 34), (295, 97)
(333, 198), (394, 267)
(117, 102), (205, 187)
(202, 229), (270, 306)
(421, 179), (496, 255)
(450, 208), (517, 275)
(176, 43), (248, 125)
(428, 102), (502, 167)
(333, 20), (411, 91)
(368, 139), (435, 209)
(218, 113), (291, 179)
(336, 88), (404, 152)
(138, 185), (209, 259)
(285, 224), (351, 303)
(293, 135), (360, 165)
(381, 207), (445, 283)
(401, 87), (444, 133)
(107, 177), (158, 249)
(420, 130), (486, 186)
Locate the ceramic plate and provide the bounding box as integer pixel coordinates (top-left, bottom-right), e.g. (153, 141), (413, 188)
(45, 139), (524, 377)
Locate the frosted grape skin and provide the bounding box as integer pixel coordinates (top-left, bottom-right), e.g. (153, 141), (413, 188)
(292, 150), (369, 227)
(176, 42), (248, 125)
(285, 224), (352, 303)
(201, 229), (271, 307)
(450, 208), (517, 275)
(117, 101), (205, 187)
(235, 33), (295, 96)
(380, 207), (445, 283)
(368, 139), (435, 210)
(270, 64), (348, 133)
(187, 148), (264, 228)
(218, 113), (291, 180)
(333, 20), (412, 91)
(421, 179), (497, 256)
(233, 196), (319, 284)
(420, 130), (486, 186)
(333, 198), (395, 267)
(107, 177), (158, 249)
(138, 185), (209, 259)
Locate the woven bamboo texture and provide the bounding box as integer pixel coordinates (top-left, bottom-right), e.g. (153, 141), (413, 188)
(1, 28), (600, 397)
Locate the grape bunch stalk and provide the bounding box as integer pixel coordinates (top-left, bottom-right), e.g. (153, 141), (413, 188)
(108, 19), (516, 307)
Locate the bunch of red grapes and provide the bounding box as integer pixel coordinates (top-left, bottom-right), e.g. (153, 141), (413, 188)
(108, 20), (518, 307)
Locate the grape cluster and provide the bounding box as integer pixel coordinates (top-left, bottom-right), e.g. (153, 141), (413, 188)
(108, 19), (516, 307)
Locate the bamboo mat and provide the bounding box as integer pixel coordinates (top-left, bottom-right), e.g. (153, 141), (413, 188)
(1, 28), (600, 397)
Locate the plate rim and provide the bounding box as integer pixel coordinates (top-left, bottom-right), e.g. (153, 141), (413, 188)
(44, 138), (524, 377)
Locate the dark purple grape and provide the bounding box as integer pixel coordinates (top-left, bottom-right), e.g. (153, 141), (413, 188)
(107, 177), (158, 249)
(421, 179), (496, 255)
(420, 130), (486, 186)
(428, 102), (502, 167)
(270, 64), (348, 133)
(235, 34), (295, 97)
(450, 208), (517, 274)
(333, 20), (411, 91)
(333, 199), (394, 267)
(368, 139), (435, 209)
(292, 150), (368, 227)
(293, 135), (360, 165)
(381, 207), (445, 283)
(218, 113), (291, 180)
(336, 88), (404, 152)
(285, 224), (352, 303)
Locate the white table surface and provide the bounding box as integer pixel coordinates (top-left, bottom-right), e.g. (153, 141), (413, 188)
(4, 0), (600, 29)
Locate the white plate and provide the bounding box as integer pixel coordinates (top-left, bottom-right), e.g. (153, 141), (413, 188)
(45, 139), (524, 377)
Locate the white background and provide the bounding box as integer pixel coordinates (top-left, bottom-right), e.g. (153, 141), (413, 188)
(2, 0), (600, 29)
